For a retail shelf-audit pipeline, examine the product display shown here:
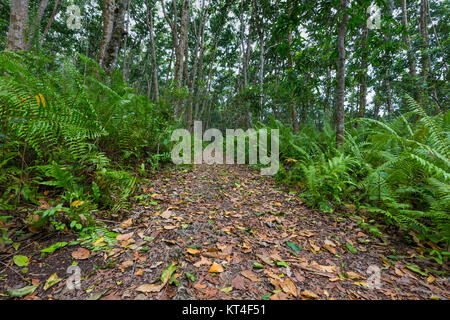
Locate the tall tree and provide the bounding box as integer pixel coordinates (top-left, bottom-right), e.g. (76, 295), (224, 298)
(401, 0), (417, 79)
(98, 0), (129, 73)
(335, 0), (349, 146)
(145, 0), (159, 102)
(6, 0), (29, 51)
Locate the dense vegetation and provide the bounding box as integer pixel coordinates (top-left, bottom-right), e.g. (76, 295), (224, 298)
(0, 0), (448, 263)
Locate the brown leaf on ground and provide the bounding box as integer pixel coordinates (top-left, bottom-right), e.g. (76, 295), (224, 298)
(136, 283), (164, 293)
(161, 208), (173, 219)
(209, 262), (224, 273)
(240, 270), (261, 282)
(194, 256), (212, 267)
(71, 247), (90, 260)
(116, 232), (134, 241)
(301, 290), (319, 300)
(231, 275), (247, 290)
(280, 278), (298, 297)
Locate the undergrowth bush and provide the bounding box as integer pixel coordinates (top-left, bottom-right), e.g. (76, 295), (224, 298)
(268, 99), (449, 246)
(0, 51), (174, 233)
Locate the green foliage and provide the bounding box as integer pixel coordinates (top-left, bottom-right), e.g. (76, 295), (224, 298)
(0, 51), (172, 230)
(273, 97), (449, 245)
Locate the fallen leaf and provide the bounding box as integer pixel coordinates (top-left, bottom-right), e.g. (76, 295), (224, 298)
(9, 285), (38, 298)
(241, 270), (261, 282)
(301, 290), (318, 300)
(193, 256), (212, 267)
(71, 248), (90, 260)
(136, 283), (164, 293)
(13, 255), (29, 267)
(426, 275), (436, 284)
(346, 271), (363, 280)
(44, 273), (61, 291)
(121, 218), (133, 228)
(209, 262), (224, 273)
(256, 253), (274, 266)
(309, 240), (320, 253)
(161, 208), (173, 219)
(186, 248), (200, 255)
(220, 286), (233, 293)
(281, 278), (298, 297)
(116, 233), (134, 241)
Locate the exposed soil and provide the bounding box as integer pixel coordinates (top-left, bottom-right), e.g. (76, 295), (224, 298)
(1, 164), (449, 300)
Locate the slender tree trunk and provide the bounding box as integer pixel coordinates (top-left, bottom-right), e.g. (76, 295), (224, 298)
(383, 0), (394, 117)
(324, 66), (332, 122)
(420, 0), (430, 82)
(335, 0), (348, 146)
(6, 0), (29, 51)
(40, 0), (59, 46)
(287, 0), (299, 132)
(187, 0), (205, 129)
(193, 11), (207, 120)
(98, 0), (116, 70)
(26, 0), (49, 49)
(401, 0), (417, 78)
(122, 0), (131, 81)
(373, 97), (380, 120)
(358, 19), (368, 118)
(146, 0), (159, 102)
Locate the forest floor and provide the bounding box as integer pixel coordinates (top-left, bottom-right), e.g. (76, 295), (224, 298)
(1, 164), (449, 300)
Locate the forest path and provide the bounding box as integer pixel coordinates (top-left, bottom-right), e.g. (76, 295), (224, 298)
(1, 164), (448, 300)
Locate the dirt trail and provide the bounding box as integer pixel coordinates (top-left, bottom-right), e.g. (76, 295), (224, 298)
(1, 164), (448, 300)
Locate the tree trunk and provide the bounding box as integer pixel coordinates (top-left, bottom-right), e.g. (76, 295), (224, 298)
(98, 0), (116, 70)
(6, 0), (29, 51)
(40, 0), (59, 46)
(401, 0), (417, 79)
(146, 0), (159, 101)
(26, 0), (49, 49)
(358, 19), (368, 118)
(384, 0), (393, 117)
(187, 0), (205, 129)
(420, 0), (430, 82)
(287, 0), (299, 132)
(98, 0), (129, 73)
(335, 0), (348, 146)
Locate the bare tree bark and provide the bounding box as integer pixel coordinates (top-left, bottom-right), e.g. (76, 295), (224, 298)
(335, 0), (349, 146)
(358, 18), (368, 118)
(420, 0), (430, 82)
(26, 0), (49, 49)
(98, 0), (129, 73)
(145, 0), (159, 101)
(401, 0), (417, 78)
(6, 0), (29, 51)
(40, 0), (59, 46)
(187, 0), (206, 129)
(98, 0), (116, 69)
(161, 0), (189, 119)
(383, 0), (393, 117)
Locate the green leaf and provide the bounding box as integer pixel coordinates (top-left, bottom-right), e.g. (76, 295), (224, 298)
(41, 242), (68, 254)
(406, 264), (428, 277)
(276, 260), (289, 268)
(185, 272), (196, 282)
(161, 262), (177, 283)
(261, 293), (272, 300)
(220, 286), (233, 293)
(13, 255), (29, 267)
(9, 285), (38, 297)
(253, 262), (264, 269)
(285, 241), (301, 252)
(346, 242), (357, 254)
